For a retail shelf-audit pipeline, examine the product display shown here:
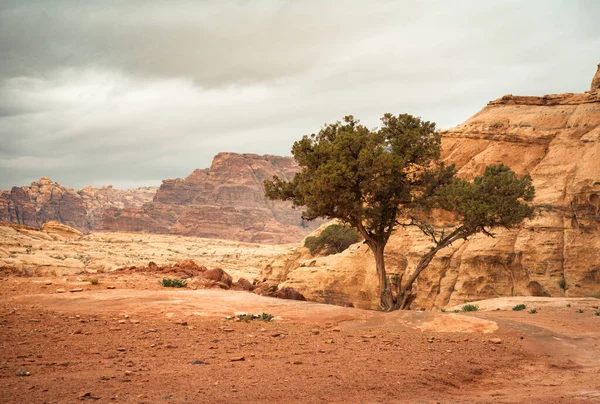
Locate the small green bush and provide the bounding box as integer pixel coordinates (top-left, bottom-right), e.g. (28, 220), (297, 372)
(461, 304), (479, 312)
(160, 278), (187, 288)
(90, 278), (99, 285)
(529, 309), (537, 314)
(566, 303), (571, 308)
(594, 311), (600, 316)
(304, 224), (361, 256)
(576, 309), (584, 314)
(512, 304), (527, 311)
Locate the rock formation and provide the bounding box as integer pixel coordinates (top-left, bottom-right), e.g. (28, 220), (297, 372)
(0, 177), (90, 231)
(0, 178), (156, 233)
(97, 153), (321, 244)
(264, 67), (600, 310)
(592, 63), (600, 91)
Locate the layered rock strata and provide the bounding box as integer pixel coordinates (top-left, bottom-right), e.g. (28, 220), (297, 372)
(264, 67), (600, 310)
(0, 178), (156, 233)
(98, 153), (320, 244)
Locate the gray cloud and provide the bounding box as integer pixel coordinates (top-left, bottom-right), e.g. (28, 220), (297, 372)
(1, 0), (599, 189)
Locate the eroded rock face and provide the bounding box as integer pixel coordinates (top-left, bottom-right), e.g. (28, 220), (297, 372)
(265, 73), (600, 310)
(98, 153), (321, 244)
(592, 64), (600, 91)
(0, 177), (90, 231)
(0, 178), (156, 233)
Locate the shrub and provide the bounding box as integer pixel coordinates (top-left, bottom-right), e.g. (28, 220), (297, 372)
(160, 278), (187, 288)
(576, 309), (584, 313)
(595, 311), (600, 316)
(461, 304), (479, 312)
(512, 304), (527, 311)
(304, 224), (361, 256)
(89, 278), (99, 285)
(529, 309), (537, 314)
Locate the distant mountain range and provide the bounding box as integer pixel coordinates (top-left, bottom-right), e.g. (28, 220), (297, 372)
(0, 153), (319, 244)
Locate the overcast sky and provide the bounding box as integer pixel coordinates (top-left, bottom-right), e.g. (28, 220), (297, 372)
(1, 0), (599, 190)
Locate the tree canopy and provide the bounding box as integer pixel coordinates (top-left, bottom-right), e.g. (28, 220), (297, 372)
(265, 114), (534, 311)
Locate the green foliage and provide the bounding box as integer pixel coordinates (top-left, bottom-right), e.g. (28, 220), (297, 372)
(265, 114), (449, 239)
(594, 311), (600, 316)
(260, 312), (274, 322)
(89, 278), (99, 285)
(576, 309), (584, 313)
(265, 113), (535, 311)
(160, 278), (187, 288)
(304, 224), (361, 255)
(512, 304), (527, 311)
(437, 164), (535, 233)
(461, 304), (479, 312)
(529, 309), (537, 314)
(566, 303), (572, 307)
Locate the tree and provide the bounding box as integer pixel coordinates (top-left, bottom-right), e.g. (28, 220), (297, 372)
(265, 114), (534, 311)
(304, 224), (362, 255)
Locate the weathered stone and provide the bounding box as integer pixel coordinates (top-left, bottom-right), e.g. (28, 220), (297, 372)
(263, 67), (600, 310)
(96, 153), (322, 243)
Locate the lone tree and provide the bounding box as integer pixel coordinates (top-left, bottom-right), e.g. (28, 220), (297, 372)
(265, 114), (534, 311)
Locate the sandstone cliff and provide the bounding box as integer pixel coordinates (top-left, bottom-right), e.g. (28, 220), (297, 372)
(97, 153), (320, 244)
(0, 178), (156, 233)
(265, 68), (600, 310)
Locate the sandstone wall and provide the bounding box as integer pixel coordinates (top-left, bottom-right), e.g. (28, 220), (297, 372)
(267, 88), (600, 310)
(0, 178), (156, 233)
(97, 153), (321, 244)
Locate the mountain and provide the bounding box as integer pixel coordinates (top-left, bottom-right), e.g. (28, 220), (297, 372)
(264, 65), (600, 309)
(96, 153), (320, 244)
(0, 177), (157, 232)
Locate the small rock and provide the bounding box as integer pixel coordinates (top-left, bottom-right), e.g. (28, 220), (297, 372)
(489, 338), (502, 345)
(311, 329), (320, 335)
(223, 328), (234, 332)
(56, 289), (66, 293)
(70, 288), (84, 293)
(325, 339), (335, 344)
(293, 361), (303, 365)
(118, 320), (127, 324)
(331, 328), (341, 332)
(230, 356), (245, 362)
(271, 333), (281, 337)
(44, 281), (52, 285)
(189, 360), (207, 365)
(116, 347), (126, 352)
(361, 335), (376, 339)
(106, 286), (116, 290)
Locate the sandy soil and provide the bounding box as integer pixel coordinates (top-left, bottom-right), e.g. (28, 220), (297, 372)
(1, 274), (599, 403)
(0, 224), (291, 280)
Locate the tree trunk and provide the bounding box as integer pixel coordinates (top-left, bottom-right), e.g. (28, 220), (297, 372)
(372, 242), (394, 311)
(395, 247), (441, 310)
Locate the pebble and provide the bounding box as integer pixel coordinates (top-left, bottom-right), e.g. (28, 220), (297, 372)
(106, 286), (116, 290)
(311, 329), (320, 335)
(116, 348), (126, 352)
(230, 356), (245, 362)
(69, 288), (83, 293)
(271, 333), (281, 338)
(56, 289), (66, 293)
(489, 338), (503, 344)
(361, 335), (376, 339)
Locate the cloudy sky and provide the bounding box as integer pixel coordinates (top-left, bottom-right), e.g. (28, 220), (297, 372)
(1, 0), (599, 190)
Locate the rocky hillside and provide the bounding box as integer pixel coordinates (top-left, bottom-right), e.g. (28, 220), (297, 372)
(0, 177), (157, 233)
(264, 66), (600, 310)
(97, 153), (320, 244)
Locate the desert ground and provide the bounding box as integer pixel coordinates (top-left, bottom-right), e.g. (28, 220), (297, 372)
(1, 225), (599, 403)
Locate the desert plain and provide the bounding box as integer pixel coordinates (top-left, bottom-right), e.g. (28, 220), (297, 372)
(1, 223), (599, 403)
